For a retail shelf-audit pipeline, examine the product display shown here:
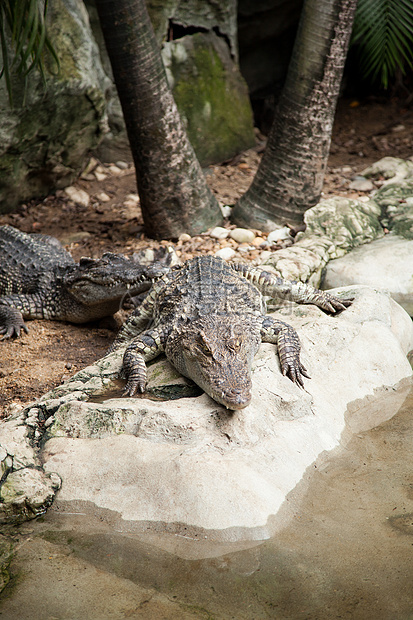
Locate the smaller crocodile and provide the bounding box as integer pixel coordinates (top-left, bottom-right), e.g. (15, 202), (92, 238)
(0, 225), (171, 338)
(109, 255), (352, 410)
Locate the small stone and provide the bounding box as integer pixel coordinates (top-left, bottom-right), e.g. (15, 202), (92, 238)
(82, 157), (99, 176)
(178, 233), (191, 243)
(392, 124), (405, 133)
(64, 186), (90, 207)
(214, 247), (237, 260)
(210, 227), (229, 240)
(107, 165), (123, 175)
(97, 192), (110, 202)
(115, 160), (129, 169)
(267, 227), (291, 243)
(65, 362), (72, 370)
(126, 193), (140, 203)
(230, 228), (256, 243)
(349, 177), (374, 191)
(94, 171), (107, 182)
(220, 205), (232, 218)
(341, 166), (353, 173)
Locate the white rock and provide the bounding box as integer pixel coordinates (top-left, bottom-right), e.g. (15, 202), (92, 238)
(64, 186), (90, 207)
(209, 227), (229, 239)
(126, 193), (140, 204)
(323, 234), (413, 316)
(38, 286), (412, 536)
(349, 177), (374, 191)
(178, 233), (191, 242)
(115, 160), (129, 169)
(96, 192), (110, 202)
(220, 205), (232, 218)
(107, 164), (123, 175)
(214, 247), (236, 260)
(267, 227), (291, 243)
(230, 228), (256, 243)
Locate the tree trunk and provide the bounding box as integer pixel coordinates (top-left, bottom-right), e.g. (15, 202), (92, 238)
(232, 0), (358, 231)
(94, 0), (222, 239)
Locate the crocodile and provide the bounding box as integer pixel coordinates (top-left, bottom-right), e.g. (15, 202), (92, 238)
(109, 255), (352, 410)
(0, 225), (171, 338)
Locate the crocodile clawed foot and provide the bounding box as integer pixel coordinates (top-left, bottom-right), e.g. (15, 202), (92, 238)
(0, 321), (29, 339)
(123, 379), (146, 397)
(322, 296), (354, 314)
(283, 362), (310, 388)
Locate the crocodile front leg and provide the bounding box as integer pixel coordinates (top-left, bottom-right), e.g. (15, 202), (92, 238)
(233, 264), (352, 313)
(0, 304), (29, 338)
(261, 316), (310, 387)
(0, 293), (47, 338)
(122, 328), (166, 396)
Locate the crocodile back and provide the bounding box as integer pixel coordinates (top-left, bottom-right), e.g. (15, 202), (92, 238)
(154, 255), (265, 326)
(0, 225), (74, 295)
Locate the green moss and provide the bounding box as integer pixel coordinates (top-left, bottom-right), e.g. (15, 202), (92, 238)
(169, 33), (255, 166)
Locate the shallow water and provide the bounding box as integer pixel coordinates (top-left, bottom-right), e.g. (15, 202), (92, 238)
(1, 378), (413, 619)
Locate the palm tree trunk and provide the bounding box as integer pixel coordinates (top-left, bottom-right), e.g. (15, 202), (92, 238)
(94, 0), (222, 239)
(232, 0), (358, 231)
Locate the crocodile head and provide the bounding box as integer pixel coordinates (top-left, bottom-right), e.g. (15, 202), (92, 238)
(166, 315), (261, 410)
(64, 252), (169, 305)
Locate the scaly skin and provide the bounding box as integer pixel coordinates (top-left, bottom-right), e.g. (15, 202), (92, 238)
(110, 255), (352, 410)
(0, 225), (170, 338)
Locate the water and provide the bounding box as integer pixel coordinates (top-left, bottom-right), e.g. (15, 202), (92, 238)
(1, 379), (413, 619)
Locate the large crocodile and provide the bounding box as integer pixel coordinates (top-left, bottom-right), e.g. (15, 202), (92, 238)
(110, 255), (352, 410)
(0, 225), (170, 338)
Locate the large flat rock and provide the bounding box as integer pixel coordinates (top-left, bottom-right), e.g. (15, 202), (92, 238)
(39, 286), (413, 539)
(323, 234), (413, 316)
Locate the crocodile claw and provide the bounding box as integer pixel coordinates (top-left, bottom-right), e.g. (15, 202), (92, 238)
(282, 360), (310, 388)
(123, 380), (146, 397)
(321, 295), (354, 314)
(0, 320), (29, 339)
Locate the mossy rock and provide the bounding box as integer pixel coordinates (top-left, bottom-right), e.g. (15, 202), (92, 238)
(163, 32), (255, 166)
(373, 180), (413, 239)
(0, 0), (107, 213)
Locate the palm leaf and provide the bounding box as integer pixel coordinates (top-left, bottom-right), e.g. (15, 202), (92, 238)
(351, 0), (413, 88)
(0, 0), (59, 106)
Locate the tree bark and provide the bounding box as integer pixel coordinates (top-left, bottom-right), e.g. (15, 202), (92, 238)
(95, 0), (222, 239)
(232, 0), (358, 231)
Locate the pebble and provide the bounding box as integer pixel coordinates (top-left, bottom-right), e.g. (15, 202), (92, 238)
(230, 228), (256, 243)
(126, 193), (140, 202)
(107, 164), (123, 175)
(115, 160), (129, 169)
(341, 166), (353, 174)
(349, 177), (374, 191)
(64, 186), (90, 207)
(220, 205), (232, 218)
(214, 247), (237, 260)
(210, 226), (229, 239)
(267, 227), (291, 243)
(97, 192), (111, 202)
(82, 157), (99, 176)
(178, 233), (191, 243)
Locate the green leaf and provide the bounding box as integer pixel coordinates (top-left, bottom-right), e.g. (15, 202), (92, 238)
(351, 0), (413, 88)
(0, 0), (59, 106)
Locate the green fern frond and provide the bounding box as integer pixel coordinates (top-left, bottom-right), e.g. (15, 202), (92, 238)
(351, 0), (413, 88)
(0, 0), (59, 106)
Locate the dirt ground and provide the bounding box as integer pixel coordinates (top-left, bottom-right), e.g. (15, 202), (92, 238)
(1, 96), (412, 413)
